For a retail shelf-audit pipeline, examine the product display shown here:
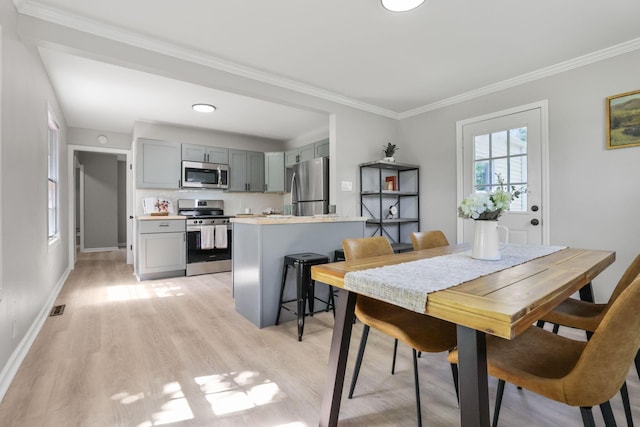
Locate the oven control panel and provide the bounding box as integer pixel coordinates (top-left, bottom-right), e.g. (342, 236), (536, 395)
(187, 218), (230, 226)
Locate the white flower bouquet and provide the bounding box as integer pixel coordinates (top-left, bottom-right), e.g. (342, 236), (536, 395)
(458, 175), (524, 221)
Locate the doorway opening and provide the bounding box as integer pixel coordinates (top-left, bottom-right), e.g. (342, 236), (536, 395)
(68, 145), (133, 267)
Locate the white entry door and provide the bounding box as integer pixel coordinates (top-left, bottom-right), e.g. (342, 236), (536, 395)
(457, 101), (549, 245)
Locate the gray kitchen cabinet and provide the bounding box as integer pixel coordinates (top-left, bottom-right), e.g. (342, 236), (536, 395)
(136, 219), (186, 280)
(181, 143), (229, 164)
(136, 138), (181, 189)
(229, 149), (265, 192)
(285, 148), (300, 167)
(284, 143), (316, 167)
(299, 144), (315, 163)
(314, 138), (330, 158)
(264, 152), (285, 192)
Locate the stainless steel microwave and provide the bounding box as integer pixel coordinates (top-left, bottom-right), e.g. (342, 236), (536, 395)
(181, 161), (229, 189)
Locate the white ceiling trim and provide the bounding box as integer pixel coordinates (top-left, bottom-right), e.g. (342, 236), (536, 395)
(400, 36), (640, 120)
(15, 0), (400, 120)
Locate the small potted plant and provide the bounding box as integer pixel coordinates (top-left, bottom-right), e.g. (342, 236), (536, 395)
(383, 142), (398, 162)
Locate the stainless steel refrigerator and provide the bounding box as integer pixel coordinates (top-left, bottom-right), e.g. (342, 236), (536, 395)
(291, 157), (329, 216)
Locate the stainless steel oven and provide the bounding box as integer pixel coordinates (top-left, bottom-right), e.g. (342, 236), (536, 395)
(178, 199), (232, 276)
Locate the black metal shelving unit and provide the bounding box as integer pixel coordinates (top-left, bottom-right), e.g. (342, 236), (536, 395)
(359, 160), (420, 252)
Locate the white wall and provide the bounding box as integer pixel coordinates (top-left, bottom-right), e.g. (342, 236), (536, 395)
(399, 49), (640, 302)
(68, 127), (132, 150)
(0, 0), (70, 399)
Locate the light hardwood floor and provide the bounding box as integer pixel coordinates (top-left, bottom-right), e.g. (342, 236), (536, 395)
(0, 249), (638, 426)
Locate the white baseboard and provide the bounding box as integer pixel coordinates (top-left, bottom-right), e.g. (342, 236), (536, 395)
(0, 266), (71, 402)
(82, 246), (119, 253)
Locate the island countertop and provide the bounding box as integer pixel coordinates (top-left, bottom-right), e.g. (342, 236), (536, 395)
(137, 215), (186, 220)
(230, 215), (366, 225)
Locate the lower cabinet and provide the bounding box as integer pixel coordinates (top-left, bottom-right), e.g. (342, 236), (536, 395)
(136, 219), (186, 280)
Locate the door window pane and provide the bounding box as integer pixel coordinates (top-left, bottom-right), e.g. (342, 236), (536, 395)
(492, 131), (508, 157)
(474, 134), (490, 160)
(474, 160), (490, 190)
(509, 128), (527, 155)
(492, 158), (508, 183)
(510, 155), (527, 184)
(473, 125), (528, 212)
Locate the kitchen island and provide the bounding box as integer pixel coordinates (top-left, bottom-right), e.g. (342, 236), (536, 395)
(231, 215), (366, 328)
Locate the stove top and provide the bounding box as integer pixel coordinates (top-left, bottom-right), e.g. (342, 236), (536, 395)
(178, 199), (229, 222)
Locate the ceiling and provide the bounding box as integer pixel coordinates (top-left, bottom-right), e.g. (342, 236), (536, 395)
(15, 0), (640, 140)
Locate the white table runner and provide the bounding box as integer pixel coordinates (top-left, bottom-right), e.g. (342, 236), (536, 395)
(343, 244), (567, 313)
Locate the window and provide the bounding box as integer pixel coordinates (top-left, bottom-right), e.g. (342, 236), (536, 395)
(48, 112), (59, 240)
(473, 127), (528, 212)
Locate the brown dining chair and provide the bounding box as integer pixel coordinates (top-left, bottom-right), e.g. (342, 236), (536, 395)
(343, 236), (458, 427)
(447, 275), (640, 427)
(539, 254), (640, 340)
(536, 253), (640, 426)
(410, 230), (449, 251)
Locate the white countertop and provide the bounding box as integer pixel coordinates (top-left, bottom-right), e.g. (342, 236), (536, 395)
(231, 215), (367, 225)
(137, 215), (186, 220)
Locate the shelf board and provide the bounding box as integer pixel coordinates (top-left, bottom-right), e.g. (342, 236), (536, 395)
(366, 218), (419, 224)
(359, 160), (419, 171)
(361, 190), (418, 196)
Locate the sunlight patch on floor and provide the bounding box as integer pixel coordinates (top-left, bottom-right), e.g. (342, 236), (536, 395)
(195, 371), (284, 416)
(106, 282), (185, 301)
(112, 382), (195, 426)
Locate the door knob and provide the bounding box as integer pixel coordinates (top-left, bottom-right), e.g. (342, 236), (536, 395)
(531, 218), (540, 226)
(531, 205), (539, 212)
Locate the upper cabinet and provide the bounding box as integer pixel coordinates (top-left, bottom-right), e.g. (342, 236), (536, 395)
(285, 140), (328, 167)
(265, 152), (285, 193)
(182, 143), (229, 164)
(229, 149), (265, 192)
(314, 138), (330, 158)
(136, 138), (181, 189)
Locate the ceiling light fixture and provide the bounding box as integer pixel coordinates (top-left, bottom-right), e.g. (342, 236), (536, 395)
(192, 104), (216, 113)
(381, 0), (425, 12)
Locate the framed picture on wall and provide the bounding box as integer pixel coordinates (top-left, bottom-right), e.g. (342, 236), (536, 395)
(606, 89), (640, 149)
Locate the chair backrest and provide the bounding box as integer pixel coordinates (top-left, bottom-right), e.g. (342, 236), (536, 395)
(410, 230), (449, 251)
(342, 236), (393, 261)
(607, 253), (640, 304)
(563, 275), (640, 406)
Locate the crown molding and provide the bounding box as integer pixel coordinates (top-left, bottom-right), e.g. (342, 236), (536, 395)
(16, 1), (400, 120)
(400, 37), (640, 120)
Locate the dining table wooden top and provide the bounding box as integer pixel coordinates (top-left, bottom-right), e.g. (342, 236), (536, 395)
(311, 244), (615, 340)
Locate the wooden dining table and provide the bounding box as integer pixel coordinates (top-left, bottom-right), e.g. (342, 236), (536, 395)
(311, 244), (615, 427)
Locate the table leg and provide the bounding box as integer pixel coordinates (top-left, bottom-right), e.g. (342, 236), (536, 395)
(456, 325), (490, 427)
(319, 287), (357, 427)
(579, 282), (594, 302)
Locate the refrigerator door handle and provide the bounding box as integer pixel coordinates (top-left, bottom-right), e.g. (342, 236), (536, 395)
(290, 172), (297, 214)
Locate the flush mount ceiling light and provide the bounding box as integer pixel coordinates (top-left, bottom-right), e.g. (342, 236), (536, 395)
(381, 0), (425, 12)
(192, 104), (216, 113)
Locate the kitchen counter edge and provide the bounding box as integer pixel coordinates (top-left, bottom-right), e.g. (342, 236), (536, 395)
(137, 215), (187, 220)
(231, 216), (367, 225)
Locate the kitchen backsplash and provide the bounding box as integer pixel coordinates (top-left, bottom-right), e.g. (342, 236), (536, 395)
(135, 189), (288, 216)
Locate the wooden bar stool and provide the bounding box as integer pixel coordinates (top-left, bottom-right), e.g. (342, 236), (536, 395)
(276, 253), (333, 341)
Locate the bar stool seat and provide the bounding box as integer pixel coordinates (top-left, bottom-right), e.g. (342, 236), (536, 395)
(276, 252), (333, 341)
